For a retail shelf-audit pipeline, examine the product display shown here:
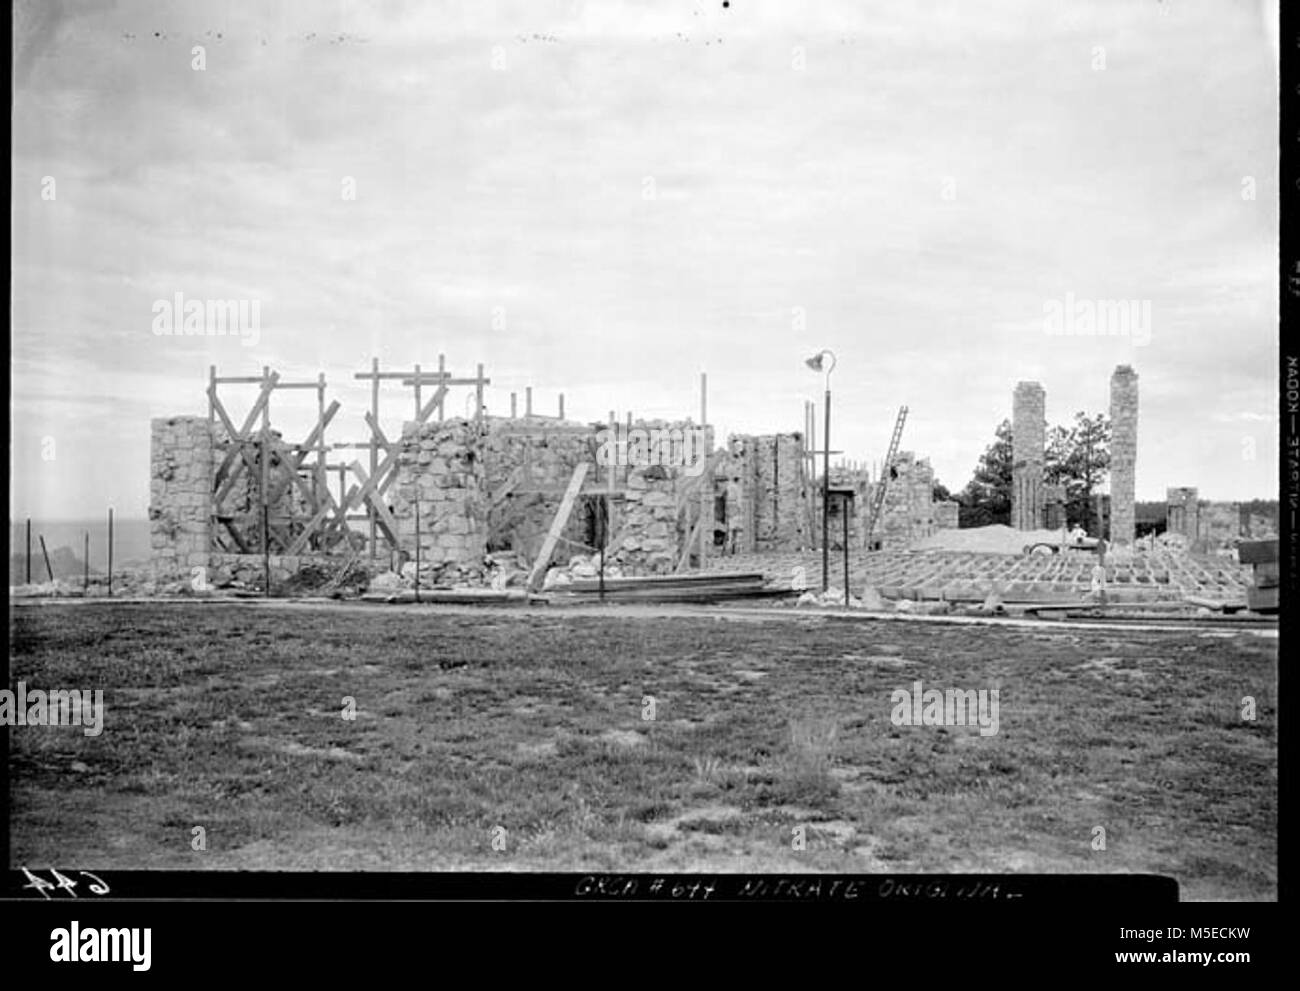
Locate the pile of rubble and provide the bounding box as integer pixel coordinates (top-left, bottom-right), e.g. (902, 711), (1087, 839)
(539, 552), (624, 590)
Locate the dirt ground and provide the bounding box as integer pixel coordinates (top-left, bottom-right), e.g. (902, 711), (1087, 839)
(7, 601), (1277, 900)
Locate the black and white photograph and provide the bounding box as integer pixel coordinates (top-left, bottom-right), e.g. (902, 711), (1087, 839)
(6, 0), (1284, 953)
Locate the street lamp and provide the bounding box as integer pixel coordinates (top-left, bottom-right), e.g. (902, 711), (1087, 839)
(806, 349), (836, 593)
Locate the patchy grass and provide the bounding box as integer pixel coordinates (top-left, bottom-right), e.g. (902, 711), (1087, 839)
(6, 604), (1277, 898)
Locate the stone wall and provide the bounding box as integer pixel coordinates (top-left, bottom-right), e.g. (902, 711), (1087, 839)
(933, 500), (960, 529)
(482, 417), (592, 560)
(611, 420), (714, 574)
(870, 451), (937, 549)
(391, 418), (488, 583)
(1197, 502), (1241, 547)
(1042, 483), (1068, 530)
(1167, 488), (1277, 548)
(721, 433), (808, 552)
(825, 467), (871, 549)
(149, 416), (214, 578)
(1166, 486), (1200, 540)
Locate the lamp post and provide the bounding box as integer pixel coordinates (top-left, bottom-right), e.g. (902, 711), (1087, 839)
(806, 350), (836, 593)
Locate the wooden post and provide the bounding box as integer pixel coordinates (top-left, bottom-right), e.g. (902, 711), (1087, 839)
(843, 494), (850, 607)
(39, 535), (54, 582)
(527, 463), (590, 592)
(316, 372), (327, 550)
(598, 495), (607, 602)
(526, 387), (532, 418)
(261, 365), (272, 565)
(559, 393), (565, 420)
(107, 507), (113, 596)
(209, 365), (217, 555)
(437, 354), (446, 421)
(511, 392), (517, 418)
(414, 499), (420, 603)
(83, 532), (89, 591)
(25, 518), (31, 584)
(476, 362), (485, 425)
(263, 503), (270, 596)
(414, 363), (422, 420)
(699, 371), (708, 569)
(607, 410), (616, 490)
(369, 357), (380, 557)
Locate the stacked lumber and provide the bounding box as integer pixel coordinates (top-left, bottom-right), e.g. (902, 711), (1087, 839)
(558, 572), (791, 603)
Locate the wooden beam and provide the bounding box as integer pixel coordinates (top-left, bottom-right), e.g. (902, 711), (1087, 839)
(417, 384), (449, 424)
(363, 411), (394, 453)
(527, 462), (589, 591)
(437, 354), (446, 421)
(369, 357), (379, 558)
(264, 401), (341, 506)
(210, 371), (280, 500)
(347, 460), (401, 546)
(676, 515), (704, 573)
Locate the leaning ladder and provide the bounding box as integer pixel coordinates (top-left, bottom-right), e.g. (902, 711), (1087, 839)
(863, 406), (908, 550)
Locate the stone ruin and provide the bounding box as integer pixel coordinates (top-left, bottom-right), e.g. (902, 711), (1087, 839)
(1009, 364), (1139, 543)
(718, 433), (809, 553)
(822, 454), (958, 552)
(149, 365), (970, 591)
(1166, 486), (1277, 551)
(150, 404), (728, 587)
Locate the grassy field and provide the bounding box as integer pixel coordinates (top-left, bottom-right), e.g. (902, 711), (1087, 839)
(7, 602), (1277, 899)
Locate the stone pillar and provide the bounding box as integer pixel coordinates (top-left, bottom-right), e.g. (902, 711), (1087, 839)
(1109, 365), (1139, 546)
(1011, 381), (1046, 530)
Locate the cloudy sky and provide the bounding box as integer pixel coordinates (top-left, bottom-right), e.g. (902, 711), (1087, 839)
(11, 0), (1278, 520)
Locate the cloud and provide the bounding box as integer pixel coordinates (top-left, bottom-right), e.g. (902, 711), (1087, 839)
(11, 0), (1278, 517)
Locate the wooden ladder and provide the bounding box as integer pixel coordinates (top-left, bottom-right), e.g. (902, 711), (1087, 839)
(862, 405), (908, 550)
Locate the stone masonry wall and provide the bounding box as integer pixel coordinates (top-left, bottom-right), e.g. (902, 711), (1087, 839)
(1166, 487), (1200, 540)
(933, 500), (960, 529)
(482, 417), (592, 560)
(870, 452), (937, 549)
(722, 433), (808, 552)
(149, 416), (213, 578)
(391, 418), (488, 583)
(610, 420), (714, 574)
